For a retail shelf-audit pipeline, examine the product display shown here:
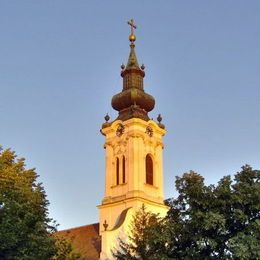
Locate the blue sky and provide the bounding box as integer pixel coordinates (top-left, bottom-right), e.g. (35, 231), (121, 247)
(1, 1), (259, 230)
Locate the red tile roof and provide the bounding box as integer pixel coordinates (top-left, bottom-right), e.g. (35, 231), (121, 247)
(56, 223), (101, 260)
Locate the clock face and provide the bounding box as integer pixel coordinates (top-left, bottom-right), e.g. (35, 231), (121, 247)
(146, 126), (153, 137)
(116, 124), (125, 137)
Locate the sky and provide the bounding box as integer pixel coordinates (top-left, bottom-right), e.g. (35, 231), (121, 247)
(0, 1), (259, 230)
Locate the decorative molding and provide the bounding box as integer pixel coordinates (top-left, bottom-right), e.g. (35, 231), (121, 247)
(145, 126), (153, 137)
(128, 133), (144, 139)
(156, 141), (164, 148)
(116, 123), (125, 137)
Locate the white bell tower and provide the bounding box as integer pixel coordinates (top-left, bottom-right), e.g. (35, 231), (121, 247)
(98, 20), (168, 260)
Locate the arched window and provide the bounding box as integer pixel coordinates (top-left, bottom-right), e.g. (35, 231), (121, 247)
(146, 154), (153, 185)
(122, 156), (126, 184)
(116, 157), (119, 185)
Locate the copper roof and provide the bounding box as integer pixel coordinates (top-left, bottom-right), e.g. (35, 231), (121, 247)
(56, 223), (101, 260)
(110, 27), (155, 122)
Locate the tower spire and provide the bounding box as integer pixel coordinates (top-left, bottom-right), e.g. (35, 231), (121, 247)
(126, 19), (139, 69)
(111, 20), (155, 121)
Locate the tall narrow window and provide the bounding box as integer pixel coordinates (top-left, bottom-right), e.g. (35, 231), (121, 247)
(146, 154), (153, 185)
(122, 156), (126, 184)
(116, 157), (119, 185)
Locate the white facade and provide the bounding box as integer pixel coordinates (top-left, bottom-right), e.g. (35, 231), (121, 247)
(98, 118), (168, 259)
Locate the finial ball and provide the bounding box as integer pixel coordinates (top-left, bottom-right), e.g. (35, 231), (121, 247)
(104, 113), (110, 122)
(157, 114), (162, 123)
(129, 34), (136, 42)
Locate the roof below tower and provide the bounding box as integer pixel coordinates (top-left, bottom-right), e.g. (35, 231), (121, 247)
(56, 223), (101, 260)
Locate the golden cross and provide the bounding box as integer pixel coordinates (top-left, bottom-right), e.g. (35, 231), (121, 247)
(127, 19), (137, 35)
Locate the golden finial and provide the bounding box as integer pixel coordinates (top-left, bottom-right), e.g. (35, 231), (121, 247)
(127, 19), (137, 43)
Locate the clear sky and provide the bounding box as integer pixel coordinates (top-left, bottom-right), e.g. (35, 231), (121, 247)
(1, 1), (259, 230)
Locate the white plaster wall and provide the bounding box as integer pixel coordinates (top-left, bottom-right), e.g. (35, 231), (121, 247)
(99, 118), (168, 259)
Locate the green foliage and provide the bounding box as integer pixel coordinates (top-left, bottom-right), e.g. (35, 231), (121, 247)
(0, 147), (82, 260)
(113, 204), (163, 260)
(0, 147), (57, 259)
(53, 237), (84, 260)
(163, 165), (260, 259)
(113, 165), (260, 260)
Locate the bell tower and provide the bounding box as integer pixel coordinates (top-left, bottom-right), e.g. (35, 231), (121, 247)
(98, 20), (168, 260)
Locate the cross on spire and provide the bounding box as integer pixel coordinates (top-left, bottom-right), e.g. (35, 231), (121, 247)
(127, 19), (137, 35)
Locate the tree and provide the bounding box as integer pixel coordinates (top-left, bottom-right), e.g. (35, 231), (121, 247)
(53, 237), (83, 260)
(0, 147), (57, 259)
(112, 204), (164, 260)
(113, 166), (260, 260)
(162, 165), (260, 259)
(0, 147), (82, 260)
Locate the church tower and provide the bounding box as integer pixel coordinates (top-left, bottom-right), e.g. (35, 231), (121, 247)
(98, 20), (168, 260)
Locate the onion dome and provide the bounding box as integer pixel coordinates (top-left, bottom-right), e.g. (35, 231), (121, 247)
(111, 20), (155, 121)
